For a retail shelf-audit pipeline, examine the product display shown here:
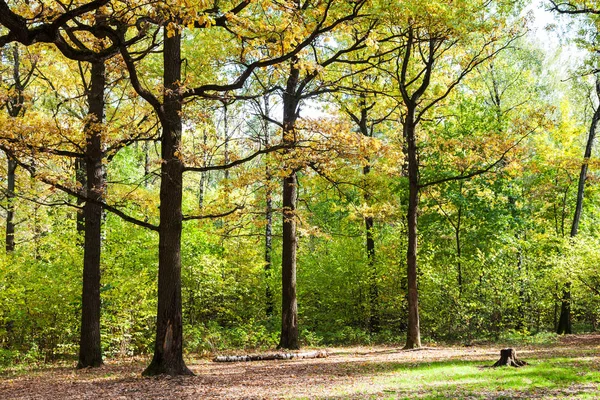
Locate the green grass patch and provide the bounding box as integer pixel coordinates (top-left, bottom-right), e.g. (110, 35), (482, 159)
(326, 354), (600, 399)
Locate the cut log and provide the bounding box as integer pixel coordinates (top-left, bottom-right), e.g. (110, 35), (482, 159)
(492, 348), (527, 367)
(213, 350), (328, 363)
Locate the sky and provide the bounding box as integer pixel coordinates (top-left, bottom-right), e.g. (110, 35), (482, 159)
(526, 0), (588, 73)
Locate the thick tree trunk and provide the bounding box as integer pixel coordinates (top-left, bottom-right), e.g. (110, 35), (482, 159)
(404, 110), (421, 349)
(558, 77), (600, 335)
(557, 284), (572, 335)
(143, 30), (193, 376)
(5, 157), (16, 252)
(77, 60), (105, 369)
(279, 61), (300, 350)
(279, 171), (298, 349)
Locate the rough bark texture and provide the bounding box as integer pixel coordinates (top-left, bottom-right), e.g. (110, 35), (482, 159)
(558, 77), (600, 335)
(492, 348), (527, 367)
(142, 30), (192, 376)
(404, 109), (421, 349)
(214, 350), (328, 363)
(279, 60), (300, 350)
(77, 60), (105, 369)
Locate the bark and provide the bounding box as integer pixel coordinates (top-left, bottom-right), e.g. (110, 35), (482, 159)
(280, 171), (298, 349)
(404, 108), (421, 349)
(558, 77), (600, 335)
(214, 350), (328, 362)
(278, 60), (300, 350)
(492, 348), (527, 367)
(77, 60), (105, 369)
(142, 30), (193, 376)
(75, 157), (86, 233)
(5, 157), (16, 252)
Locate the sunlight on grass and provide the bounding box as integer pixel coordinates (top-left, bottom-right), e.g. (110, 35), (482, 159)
(323, 355), (600, 399)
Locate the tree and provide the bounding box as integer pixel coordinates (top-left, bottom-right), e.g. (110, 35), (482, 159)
(548, 0), (600, 335)
(1, 44), (36, 252)
(555, 75), (600, 334)
(372, 1), (523, 348)
(0, 0), (155, 367)
(113, 0), (370, 372)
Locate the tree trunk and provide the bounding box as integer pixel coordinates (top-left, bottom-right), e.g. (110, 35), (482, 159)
(456, 203), (462, 296)
(75, 158), (86, 233)
(357, 96), (379, 333)
(279, 172), (298, 349)
(492, 348), (527, 367)
(265, 183), (274, 317)
(366, 211), (378, 333)
(557, 284), (572, 335)
(263, 94), (274, 318)
(5, 45), (24, 253)
(222, 102), (230, 182)
(77, 60), (105, 369)
(558, 76), (600, 335)
(404, 109), (421, 349)
(143, 140), (151, 189)
(278, 60), (300, 350)
(198, 130), (207, 208)
(5, 157), (16, 252)
(143, 30), (193, 376)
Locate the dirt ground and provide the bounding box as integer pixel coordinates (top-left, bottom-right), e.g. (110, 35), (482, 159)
(1, 335), (599, 399)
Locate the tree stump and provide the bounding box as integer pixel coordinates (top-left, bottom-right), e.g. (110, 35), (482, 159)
(492, 348), (527, 367)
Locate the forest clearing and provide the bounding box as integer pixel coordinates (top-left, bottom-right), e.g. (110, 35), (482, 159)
(1, 334), (599, 399)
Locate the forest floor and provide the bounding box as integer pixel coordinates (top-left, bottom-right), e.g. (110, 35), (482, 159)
(1, 334), (599, 399)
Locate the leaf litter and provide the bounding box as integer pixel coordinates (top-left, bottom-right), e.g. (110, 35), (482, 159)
(0, 334), (599, 399)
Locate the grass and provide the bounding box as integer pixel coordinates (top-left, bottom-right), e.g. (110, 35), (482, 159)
(322, 353), (600, 399)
